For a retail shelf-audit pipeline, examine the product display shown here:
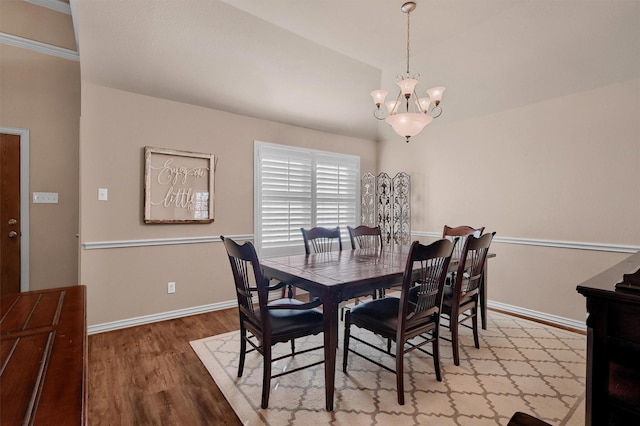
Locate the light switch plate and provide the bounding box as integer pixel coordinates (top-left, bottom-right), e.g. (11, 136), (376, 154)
(98, 188), (108, 201)
(33, 192), (59, 204)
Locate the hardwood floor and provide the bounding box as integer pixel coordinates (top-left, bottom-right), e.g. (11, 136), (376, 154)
(88, 308), (242, 425)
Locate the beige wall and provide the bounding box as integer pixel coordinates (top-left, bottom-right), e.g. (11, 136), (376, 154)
(378, 78), (640, 322)
(0, 1), (80, 291)
(7, 0), (637, 329)
(79, 82), (377, 325)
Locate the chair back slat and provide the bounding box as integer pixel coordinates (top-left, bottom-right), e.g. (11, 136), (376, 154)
(301, 226), (342, 254)
(230, 256), (257, 317)
(443, 225), (484, 260)
(221, 236), (268, 329)
(454, 232), (495, 297)
(347, 225), (383, 250)
(401, 239), (456, 328)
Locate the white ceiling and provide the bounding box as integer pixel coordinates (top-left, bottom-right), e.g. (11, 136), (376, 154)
(73, 0), (640, 140)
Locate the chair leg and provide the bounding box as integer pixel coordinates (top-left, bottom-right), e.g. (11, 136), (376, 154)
(238, 323), (247, 377)
(342, 312), (351, 373)
(396, 340), (405, 405)
(261, 345), (272, 409)
(452, 313), (460, 366)
(472, 306), (480, 349)
(433, 328), (442, 382)
(291, 339), (295, 354)
(281, 283), (295, 299)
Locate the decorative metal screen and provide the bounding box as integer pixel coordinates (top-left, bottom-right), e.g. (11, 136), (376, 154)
(361, 173), (376, 228)
(361, 172), (411, 245)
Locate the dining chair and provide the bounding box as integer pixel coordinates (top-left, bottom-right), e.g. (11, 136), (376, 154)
(348, 225), (385, 299)
(301, 226), (343, 254)
(343, 238), (457, 405)
(440, 232), (495, 366)
(301, 226), (361, 318)
(507, 412), (552, 426)
(347, 225), (383, 250)
(442, 225), (485, 261)
(221, 236), (325, 409)
(279, 226), (344, 299)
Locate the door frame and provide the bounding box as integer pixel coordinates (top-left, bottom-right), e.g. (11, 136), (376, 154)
(1, 127), (29, 292)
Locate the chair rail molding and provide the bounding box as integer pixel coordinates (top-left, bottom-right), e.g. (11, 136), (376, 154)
(82, 234), (254, 250)
(25, 0), (71, 14)
(83, 232), (639, 254)
(412, 231), (640, 254)
(0, 32), (79, 61)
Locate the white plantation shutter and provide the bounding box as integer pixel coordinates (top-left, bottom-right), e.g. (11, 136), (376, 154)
(254, 141), (360, 257)
(316, 153), (359, 230)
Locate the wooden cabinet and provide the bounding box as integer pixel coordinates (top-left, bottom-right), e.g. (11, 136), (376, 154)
(1, 286), (87, 425)
(577, 252), (640, 425)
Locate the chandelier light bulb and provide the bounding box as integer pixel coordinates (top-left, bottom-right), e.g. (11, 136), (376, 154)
(426, 86), (446, 105)
(417, 97), (431, 112)
(396, 78), (418, 97)
(386, 100), (400, 115)
(370, 89), (388, 107)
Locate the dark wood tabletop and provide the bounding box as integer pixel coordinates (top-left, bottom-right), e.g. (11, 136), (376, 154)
(1, 285), (87, 425)
(261, 246), (494, 411)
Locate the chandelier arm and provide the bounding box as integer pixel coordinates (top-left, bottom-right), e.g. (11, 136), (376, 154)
(373, 109), (387, 120)
(413, 89), (426, 114)
(393, 90), (403, 115)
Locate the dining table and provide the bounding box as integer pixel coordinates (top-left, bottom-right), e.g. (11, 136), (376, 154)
(261, 245), (494, 411)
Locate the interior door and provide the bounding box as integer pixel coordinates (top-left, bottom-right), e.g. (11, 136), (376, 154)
(1, 133), (21, 294)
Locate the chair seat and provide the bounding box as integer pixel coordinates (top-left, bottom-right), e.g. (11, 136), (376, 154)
(441, 286), (477, 309)
(265, 298), (324, 335)
(349, 297), (401, 334)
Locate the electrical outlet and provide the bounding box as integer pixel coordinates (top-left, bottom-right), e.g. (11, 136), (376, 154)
(167, 282), (176, 294)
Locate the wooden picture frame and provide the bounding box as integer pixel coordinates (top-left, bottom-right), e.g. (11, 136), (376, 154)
(144, 146), (215, 223)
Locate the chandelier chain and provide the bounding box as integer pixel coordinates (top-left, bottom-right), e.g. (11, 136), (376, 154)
(406, 8), (411, 75)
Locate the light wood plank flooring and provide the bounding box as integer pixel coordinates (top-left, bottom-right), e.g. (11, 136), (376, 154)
(88, 308), (242, 425)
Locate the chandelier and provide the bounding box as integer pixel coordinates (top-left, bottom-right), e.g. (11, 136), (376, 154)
(370, 2), (445, 142)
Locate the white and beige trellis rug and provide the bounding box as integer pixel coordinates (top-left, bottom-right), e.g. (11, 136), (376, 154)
(191, 310), (585, 426)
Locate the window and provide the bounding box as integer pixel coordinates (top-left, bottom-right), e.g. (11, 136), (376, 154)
(254, 141), (360, 257)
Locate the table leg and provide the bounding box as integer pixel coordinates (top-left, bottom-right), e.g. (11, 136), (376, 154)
(322, 291), (339, 411)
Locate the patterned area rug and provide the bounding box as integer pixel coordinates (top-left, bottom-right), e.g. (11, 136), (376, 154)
(190, 311), (585, 426)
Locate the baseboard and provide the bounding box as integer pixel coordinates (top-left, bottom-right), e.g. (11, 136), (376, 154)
(88, 300), (237, 335)
(487, 300), (586, 333)
(89, 297), (586, 335)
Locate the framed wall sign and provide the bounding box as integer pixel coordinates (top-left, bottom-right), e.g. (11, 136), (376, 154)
(144, 146), (215, 223)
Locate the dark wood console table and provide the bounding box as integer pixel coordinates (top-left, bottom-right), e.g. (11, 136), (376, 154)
(577, 251), (640, 425)
(1, 285), (87, 425)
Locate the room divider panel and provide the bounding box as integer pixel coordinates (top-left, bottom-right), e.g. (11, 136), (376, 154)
(361, 172), (411, 246)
